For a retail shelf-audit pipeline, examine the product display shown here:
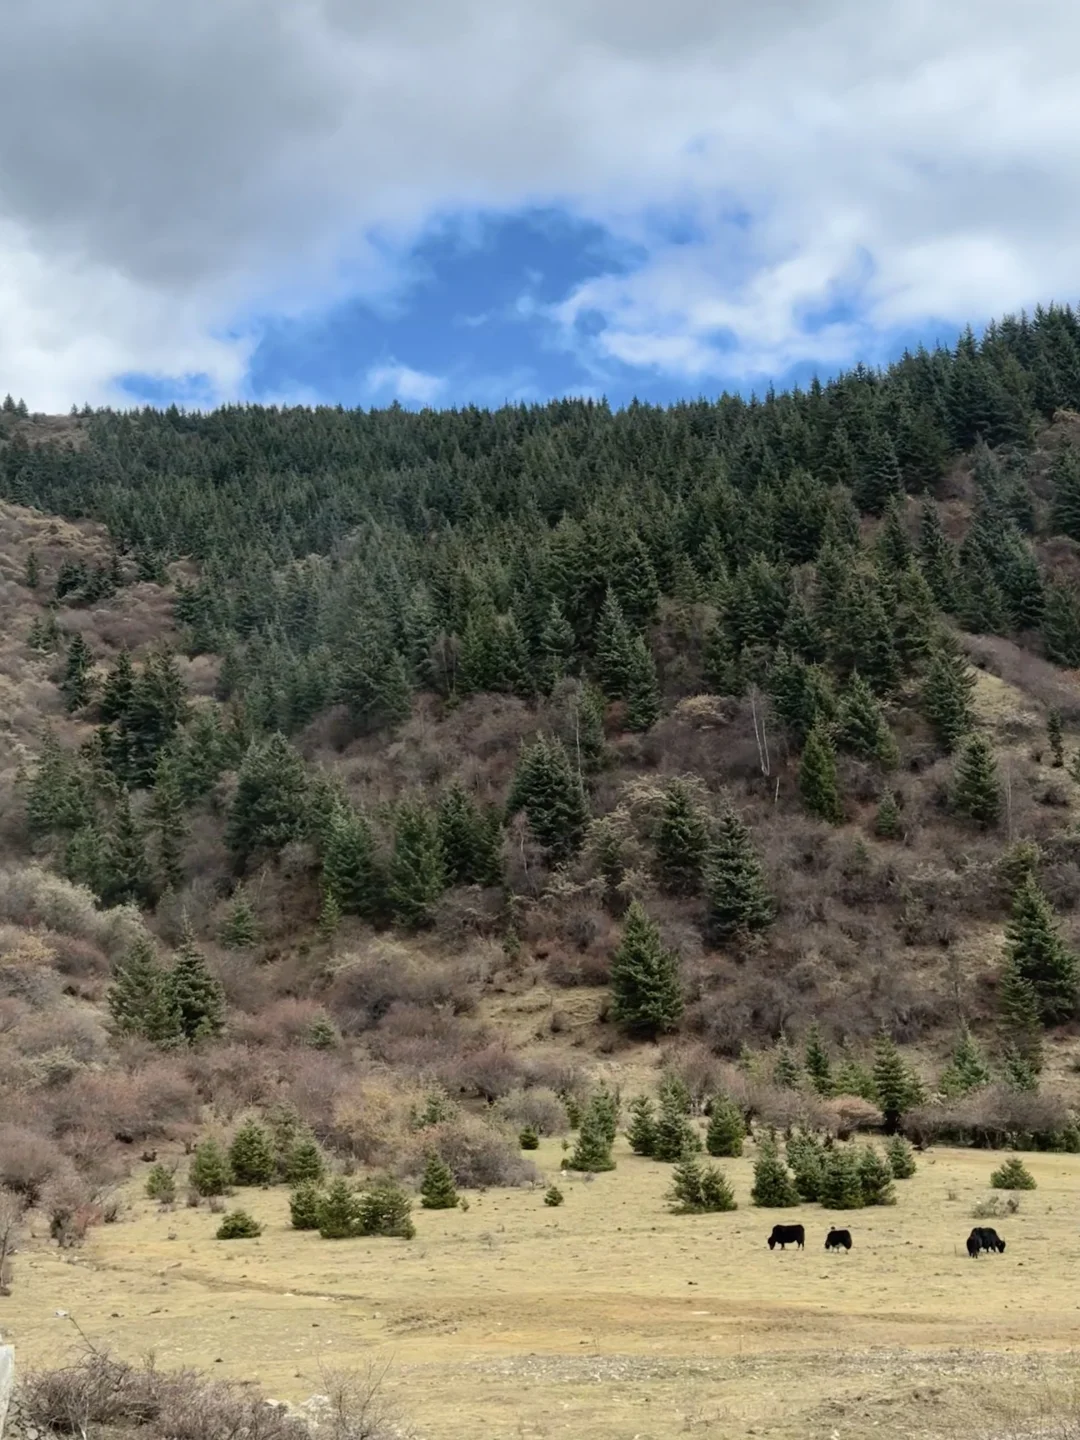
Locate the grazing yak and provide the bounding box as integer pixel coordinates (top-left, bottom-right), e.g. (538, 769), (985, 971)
(825, 1228), (852, 1251)
(966, 1226), (1006, 1258)
(767, 1223), (805, 1250)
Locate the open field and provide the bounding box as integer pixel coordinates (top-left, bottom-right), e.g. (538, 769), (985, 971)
(6, 1142), (1080, 1438)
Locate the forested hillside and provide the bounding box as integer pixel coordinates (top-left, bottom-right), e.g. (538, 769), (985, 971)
(5, 306), (1080, 1222)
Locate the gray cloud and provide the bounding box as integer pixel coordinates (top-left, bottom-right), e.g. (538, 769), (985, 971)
(1, 0), (1079, 405)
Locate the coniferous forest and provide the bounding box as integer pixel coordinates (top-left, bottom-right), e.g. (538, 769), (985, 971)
(5, 305), (1080, 1159)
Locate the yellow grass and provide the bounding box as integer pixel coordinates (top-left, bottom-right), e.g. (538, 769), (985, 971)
(6, 1141), (1080, 1437)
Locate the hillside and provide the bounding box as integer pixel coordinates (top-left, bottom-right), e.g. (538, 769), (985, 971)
(4, 312), (1080, 1236)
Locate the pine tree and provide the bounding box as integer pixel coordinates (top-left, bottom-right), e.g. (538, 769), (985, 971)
(1050, 445), (1080, 540)
(705, 1096), (745, 1158)
(505, 734), (589, 861)
(305, 1015), (338, 1051)
(321, 805), (383, 921)
(921, 645), (976, 753)
(609, 902), (683, 1038)
(654, 781), (710, 896)
(856, 1146), (896, 1205)
(566, 1099), (616, 1172)
(317, 1178), (363, 1238)
(108, 936), (179, 1043)
(626, 1095), (658, 1157)
(953, 732), (1001, 828)
(99, 650), (135, 724)
(751, 1140), (800, 1207)
(543, 1185), (565, 1207)
(624, 635), (661, 732)
(101, 792), (152, 908)
(317, 887), (341, 940)
(61, 633), (94, 712)
(24, 548), (39, 589)
(167, 928), (225, 1043)
(667, 1157), (737, 1214)
(519, 1125), (539, 1150)
(226, 734), (309, 868)
(773, 1037), (801, 1089)
(885, 1135), (917, 1180)
(990, 1156), (1037, 1191)
(855, 431), (903, 515)
(388, 800), (445, 929)
(148, 755), (188, 892)
(1048, 708), (1065, 767)
(873, 789), (904, 840)
(872, 1033), (924, 1133)
(357, 1177), (415, 1238)
(437, 783), (502, 887)
(652, 1094), (701, 1162)
(189, 1139), (233, 1198)
(804, 1025), (833, 1096)
(704, 809), (774, 943)
(220, 890), (258, 949)
(539, 598), (577, 690)
(819, 1145), (865, 1209)
(289, 1181), (323, 1230)
(594, 588), (637, 699)
(786, 1131), (826, 1202)
(228, 1121), (276, 1186)
(836, 673), (898, 767)
(799, 719), (843, 823)
(939, 1026), (992, 1097)
(283, 1137), (326, 1186)
(999, 960), (1045, 1078)
(1002, 873), (1079, 1024)
(216, 1209), (262, 1240)
(420, 1153), (460, 1209)
(145, 1164), (177, 1204)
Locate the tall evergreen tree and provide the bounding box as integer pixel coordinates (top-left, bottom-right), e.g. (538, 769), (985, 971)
(226, 733), (309, 867)
(609, 902), (683, 1039)
(835, 672), (898, 766)
(505, 734), (589, 861)
(921, 644), (976, 752)
(1002, 873), (1079, 1024)
(654, 781), (710, 896)
(99, 649), (135, 724)
(101, 792), (152, 908)
(799, 718), (843, 823)
(61, 633), (94, 712)
(148, 754), (188, 892)
(804, 1024), (833, 1096)
(952, 732), (1001, 828)
(321, 805), (384, 921)
(939, 1025), (992, 1097)
(107, 935), (180, 1042)
(437, 782), (502, 887)
(1050, 445), (1080, 540)
(704, 809), (774, 943)
(872, 1033), (924, 1133)
(167, 928), (225, 1043)
(624, 634), (661, 731)
(388, 800), (446, 929)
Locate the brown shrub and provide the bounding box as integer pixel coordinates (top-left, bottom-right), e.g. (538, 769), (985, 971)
(231, 998), (326, 1048)
(437, 1041), (525, 1102)
(496, 1087), (569, 1135)
(408, 1114), (539, 1189)
(0, 1124), (74, 1203)
(327, 940), (480, 1033)
(904, 1086), (1076, 1149)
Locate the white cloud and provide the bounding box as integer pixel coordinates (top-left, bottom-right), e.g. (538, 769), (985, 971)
(364, 361), (445, 405)
(3, 0), (1080, 403)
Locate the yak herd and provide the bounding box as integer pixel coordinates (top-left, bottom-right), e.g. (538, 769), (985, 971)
(766, 1222), (1006, 1257)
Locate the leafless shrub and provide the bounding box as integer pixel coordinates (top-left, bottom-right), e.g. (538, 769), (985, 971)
(303, 1364), (415, 1440)
(495, 1087), (569, 1135)
(905, 1086), (1075, 1149)
(972, 1193), (1020, 1219)
(0, 865), (147, 957)
(0, 1123), (73, 1203)
(0, 1185), (26, 1293)
(409, 1114), (539, 1189)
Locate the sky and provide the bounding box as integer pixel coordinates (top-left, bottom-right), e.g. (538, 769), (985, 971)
(2, 0), (1080, 414)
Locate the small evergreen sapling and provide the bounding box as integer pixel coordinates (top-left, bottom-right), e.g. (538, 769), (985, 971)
(654, 781), (710, 896)
(939, 1026), (992, 1098)
(652, 1095), (701, 1163)
(772, 1037), (801, 1090)
(804, 1025), (833, 1096)
(189, 1139), (233, 1198)
(357, 1178), (415, 1238)
(750, 1141), (800, 1208)
(856, 1146), (896, 1206)
(667, 1157), (737, 1214)
(305, 1015), (338, 1050)
(220, 891), (258, 949)
(216, 1209), (262, 1240)
(566, 1098), (616, 1173)
(819, 1146), (864, 1209)
(872, 1033), (924, 1133)
(289, 1182), (323, 1230)
(799, 719), (843, 823)
(543, 1185), (565, 1207)
(786, 1132), (826, 1202)
(627, 1096), (658, 1157)
(591, 1086), (620, 1147)
(885, 1135), (917, 1180)
(282, 1136), (326, 1186)
(145, 1164), (177, 1204)
(990, 1156), (1036, 1191)
(873, 789), (904, 840)
(228, 1121), (276, 1186)
(317, 1179), (363, 1238)
(952, 732), (1002, 828)
(420, 1153), (460, 1210)
(705, 1096), (745, 1158)
(1048, 708), (1065, 767)
(518, 1125), (540, 1151)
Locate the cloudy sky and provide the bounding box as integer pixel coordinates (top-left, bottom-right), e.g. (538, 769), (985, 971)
(2, 0), (1078, 412)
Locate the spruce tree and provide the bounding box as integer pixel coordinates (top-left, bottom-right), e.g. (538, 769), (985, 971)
(939, 1026), (992, 1097)
(999, 961), (1045, 1078)
(872, 1033), (923, 1133)
(1048, 708), (1065, 768)
(283, 1136), (326, 1186)
(885, 1135), (917, 1180)
(804, 1025), (833, 1096)
(626, 1095), (658, 1157)
(226, 734), (309, 868)
(953, 732), (1001, 828)
(539, 598), (577, 690)
(750, 1140), (800, 1207)
(145, 1164), (177, 1203)
(856, 1146), (896, 1205)
(437, 783), (502, 887)
(609, 902), (683, 1038)
(148, 755), (188, 892)
(24, 548), (39, 589)
(1043, 581), (1080, 666)
(189, 1139), (233, 1197)
(705, 1096), (745, 1158)
(1050, 445), (1080, 540)
(594, 588), (638, 700)
(420, 1153), (460, 1210)
(317, 1178), (363, 1238)
(321, 805), (383, 921)
(652, 1094), (701, 1162)
(388, 800), (445, 929)
(855, 431), (903, 516)
(772, 1037), (801, 1090)
(624, 635), (661, 732)
(921, 645), (976, 753)
(654, 781), (710, 896)
(506, 734), (589, 861)
(836, 673), (898, 767)
(101, 792), (152, 908)
(819, 1146), (866, 1209)
(873, 789), (904, 840)
(1002, 873), (1079, 1024)
(108, 935), (179, 1043)
(100, 649), (135, 724)
(786, 1131), (826, 1202)
(357, 1177), (415, 1238)
(220, 890), (258, 949)
(667, 1157), (737, 1214)
(167, 928), (225, 1043)
(990, 1156), (1036, 1191)
(61, 633), (94, 712)
(229, 1121), (276, 1186)
(799, 719), (843, 823)
(317, 887), (342, 940)
(289, 1181), (323, 1230)
(704, 809), (774, 943)
(566, 1098), (616, 1172)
